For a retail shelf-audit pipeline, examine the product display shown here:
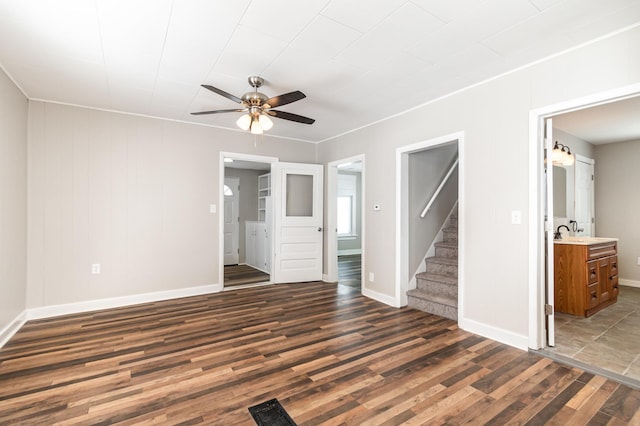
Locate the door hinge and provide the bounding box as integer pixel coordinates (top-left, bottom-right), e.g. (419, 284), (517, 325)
(544, 304), (554, 315)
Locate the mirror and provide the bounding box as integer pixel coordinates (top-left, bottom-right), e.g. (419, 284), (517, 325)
(553, 165), (566, 217)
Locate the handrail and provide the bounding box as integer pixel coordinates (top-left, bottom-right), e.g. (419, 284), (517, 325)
(420, 157), (458, 218)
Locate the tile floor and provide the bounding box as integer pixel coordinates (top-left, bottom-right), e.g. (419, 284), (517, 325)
(548, 285), (640, 384)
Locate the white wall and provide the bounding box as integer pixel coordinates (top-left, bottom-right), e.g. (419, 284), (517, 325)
(27, 102), (315, 310)
(0, 67), (28, 340)
(317, 26), (640, 348)
(595, 139), (640, 284)
(408, 143), (458, 274)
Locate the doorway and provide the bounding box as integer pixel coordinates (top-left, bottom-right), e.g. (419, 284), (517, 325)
(221, 153), (275, 289)
(530, 86), (640, 386)
(396, 132), (463, 310)
(327, 156), (364, 290)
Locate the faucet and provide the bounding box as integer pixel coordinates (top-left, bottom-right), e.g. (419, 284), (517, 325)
(554, 225), (570, 240)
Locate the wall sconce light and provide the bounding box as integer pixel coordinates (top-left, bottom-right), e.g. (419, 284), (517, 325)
(551, 141), (575, 166)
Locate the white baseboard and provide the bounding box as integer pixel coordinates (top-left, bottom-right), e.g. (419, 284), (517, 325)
(26, 284), (223, 321)
(362, 286), (400, 307)
(458, 317), (529, 351)
(0, 310), (28, 349)
(620, 279), (640, 288)
(337, 249), (362, 256)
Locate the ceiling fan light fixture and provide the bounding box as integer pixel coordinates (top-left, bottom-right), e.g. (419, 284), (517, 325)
(258, 114), (273, 131)
(236, 113), (252, 131)
(250, 117), (263, 135)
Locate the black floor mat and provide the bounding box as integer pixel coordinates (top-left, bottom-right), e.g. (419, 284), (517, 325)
(248, 398), (297, 426)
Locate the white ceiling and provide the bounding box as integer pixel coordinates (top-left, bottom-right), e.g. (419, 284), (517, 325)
(1, 0), (639, 143)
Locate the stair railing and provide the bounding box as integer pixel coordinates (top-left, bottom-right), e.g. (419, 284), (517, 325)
(420, 157), (458, 218)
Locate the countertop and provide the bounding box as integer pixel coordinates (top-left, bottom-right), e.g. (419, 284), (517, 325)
(553, 236), (618, 245)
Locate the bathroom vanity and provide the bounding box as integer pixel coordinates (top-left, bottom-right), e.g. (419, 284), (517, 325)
(554, 237), (619, 317)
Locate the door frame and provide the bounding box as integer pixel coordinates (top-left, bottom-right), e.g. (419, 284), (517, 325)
(395, 131), (465, 310)
(326, 155), (365, 285)
(219, 152), (278, 287)
(528, 83), (640, 350)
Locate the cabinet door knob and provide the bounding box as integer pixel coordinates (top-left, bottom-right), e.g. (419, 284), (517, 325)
(317, 227), (323, 232)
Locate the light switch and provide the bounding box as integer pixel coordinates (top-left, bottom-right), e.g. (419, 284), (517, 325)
(511, 210), (522, 225)
(91, 264), (101, 274)
(210, 204), (216, 213)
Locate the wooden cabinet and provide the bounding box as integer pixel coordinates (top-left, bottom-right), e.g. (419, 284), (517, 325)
(554, 241), (618, 317)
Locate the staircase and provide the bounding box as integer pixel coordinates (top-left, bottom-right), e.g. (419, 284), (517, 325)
(407, 207), (458, 320)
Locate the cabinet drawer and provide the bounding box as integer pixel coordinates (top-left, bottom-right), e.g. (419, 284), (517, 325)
(587, 260), (598, 285)
(586, 283), (599, 309)
(609, 256), (618, 276)
(611, 275), (619, 298)
(588, 243), (617, 260)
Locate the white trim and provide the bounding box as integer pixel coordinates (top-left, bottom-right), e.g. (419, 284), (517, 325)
(362, 286), (399, 307)
(220, 152), (278, 288)
(337, 249), (362, 256)
(528, 83), (640, 350)
(459, 318), (529, 351)
(26, 284), (222, 321)
(327, 155), (365, 285)
(0, 311), (28, 349)
(395, 131), (464, 309)
(620, 280), (640, 289)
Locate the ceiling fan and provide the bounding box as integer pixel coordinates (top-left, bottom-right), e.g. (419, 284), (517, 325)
(191, 76), (315, 134)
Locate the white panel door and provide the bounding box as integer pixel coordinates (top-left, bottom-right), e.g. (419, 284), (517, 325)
(271, 162), (323, 283)
(574, 158), (595, 237)
(545, 118), (555, 347)
(224, 177), (239, 265)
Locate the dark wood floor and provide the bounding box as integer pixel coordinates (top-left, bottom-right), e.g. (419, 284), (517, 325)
(1, 282), (639, 425)
(338, 254), (361, 288)
(224, 264), (270, 287)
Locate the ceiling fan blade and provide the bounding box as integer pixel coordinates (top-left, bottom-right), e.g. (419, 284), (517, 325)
(201, 84), (243, 104)
(191, 108), (246, 116)
(264, 91), (306, 108)
(268, 109), (315, 125)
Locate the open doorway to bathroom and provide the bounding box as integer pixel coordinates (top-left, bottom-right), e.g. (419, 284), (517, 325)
(533, 92), (640, 388)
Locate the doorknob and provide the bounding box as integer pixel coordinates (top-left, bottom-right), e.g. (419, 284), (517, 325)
(317, 227), (323, 232)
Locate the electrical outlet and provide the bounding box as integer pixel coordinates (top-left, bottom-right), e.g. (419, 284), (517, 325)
(637, 256), (640, 266)
(369, 272), (374, 282)
(91, 264), (101, 274)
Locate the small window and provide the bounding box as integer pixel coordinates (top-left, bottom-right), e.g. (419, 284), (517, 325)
(337, 196), (353, 235)
(224, 184), (233, 196)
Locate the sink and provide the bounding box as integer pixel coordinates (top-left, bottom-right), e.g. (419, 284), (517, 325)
(554, 236), (618, 245)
